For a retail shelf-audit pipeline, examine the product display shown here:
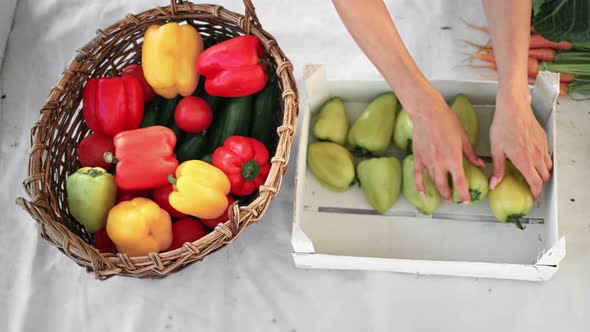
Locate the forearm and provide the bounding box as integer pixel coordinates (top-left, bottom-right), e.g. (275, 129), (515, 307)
(331, 0), (432, 116)
(481, 0), (532, 97)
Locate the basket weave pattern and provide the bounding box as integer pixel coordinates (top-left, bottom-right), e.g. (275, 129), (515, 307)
(15, 0), (298, 279)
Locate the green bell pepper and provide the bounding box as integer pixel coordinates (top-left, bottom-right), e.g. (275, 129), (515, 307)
(307, 141), (356, 192)
(347, 92), (398, 156)
(357, 157), (402, 212)
(402, 155), (441, 215)
(488, 162), (533, 230)
(312, 97), (349, 146)
(451, 160), (489, 204)
(392, 107), (413, 154)
(450, 94), (480, 147)
(66, 167), (117, 234)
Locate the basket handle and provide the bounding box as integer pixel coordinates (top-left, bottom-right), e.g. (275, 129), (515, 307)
(170, 0), (261, 28)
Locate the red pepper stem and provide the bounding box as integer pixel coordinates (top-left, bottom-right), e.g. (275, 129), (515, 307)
(105, 69), (116, 78)
(241, 160), (261, 181)
(103, 152), (119, 164)
(168, 174), (177, 185)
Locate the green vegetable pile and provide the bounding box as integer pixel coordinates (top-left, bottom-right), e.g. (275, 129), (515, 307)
(307, 92), (535, 230)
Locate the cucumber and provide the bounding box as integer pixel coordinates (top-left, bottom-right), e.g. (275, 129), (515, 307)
(158, 95), (182, 127)
(250, 80), (279, 151)
(206, 96), (253, 152)
(175, 133), (208, 163)
(140, 96), (162, 128)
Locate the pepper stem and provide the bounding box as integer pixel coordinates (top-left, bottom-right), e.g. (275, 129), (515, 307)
(241, 160), (261, 181)
(103, 152), (119, 164)
(86, 168), (105, 177)
(506, 214), (526, 230)
(168, 174), (177, 185)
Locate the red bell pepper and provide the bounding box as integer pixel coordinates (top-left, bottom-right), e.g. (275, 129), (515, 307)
(151, 183), (187, 219)
(121, 64), (156, 102)
(83, 74), (144, 137)
(196, 35), (268, 97)
(212, 136), (270, 196)
(105, 126), (179, 190)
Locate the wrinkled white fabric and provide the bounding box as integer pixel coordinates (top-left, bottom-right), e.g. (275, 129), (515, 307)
(0, 0), (18, 72)
(1, 1), (589, 332)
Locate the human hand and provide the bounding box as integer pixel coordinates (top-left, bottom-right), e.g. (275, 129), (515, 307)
(409, 84), (486, 203)
(489, 87), (552, 200)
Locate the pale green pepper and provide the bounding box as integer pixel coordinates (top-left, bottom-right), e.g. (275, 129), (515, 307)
(451, 161), (489, 204)
(402, 155), (441, 215)
(488, 162), (533, 230)
(450, 94), (480, 147)
(66, 167), (117, 234)
(347, 92), (398, 156)
(357, 157), (402, 212)
(307, 141), (356, 192)
(312, 98), (349, 145)
(392, 108), (413, 154)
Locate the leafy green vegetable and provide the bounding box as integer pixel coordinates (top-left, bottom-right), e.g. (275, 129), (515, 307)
(532, 0), (590, 43)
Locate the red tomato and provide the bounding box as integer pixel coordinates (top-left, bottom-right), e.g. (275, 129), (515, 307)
(174, 96), (213, 133)
(77, 132), (115, 170)
(168, 218), (207, 251)
(201, 195), (235, 229)
(121, 63), (156, 102)
(116, 187), (151, 203)
(152, 184), (187, 218)
(94, 228), (117, 254)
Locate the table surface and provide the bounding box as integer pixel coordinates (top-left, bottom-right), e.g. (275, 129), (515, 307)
(1, 1), (588, 331)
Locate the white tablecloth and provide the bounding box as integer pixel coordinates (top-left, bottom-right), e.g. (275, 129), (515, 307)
(1, 1), (588, 331)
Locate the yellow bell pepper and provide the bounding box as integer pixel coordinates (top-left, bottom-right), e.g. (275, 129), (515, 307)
(169, 160), (231, 219)
(141, 22), (203, 99)
(106, 197), (173, 256)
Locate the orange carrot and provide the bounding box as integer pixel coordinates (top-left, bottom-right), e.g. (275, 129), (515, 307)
(528, 48), (555, 62)
(462, 19), (489, 33)
(468, 53), (539, 77)
(468, 53), (496, 64)
(559, 82), (568, 96)
(530, 34), (572, 50)
(463, 40), (492, 52)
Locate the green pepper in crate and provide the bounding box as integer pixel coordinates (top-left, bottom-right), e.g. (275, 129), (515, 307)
(488, 162), (533, 230)
(392, 108), (413, 154)
(450, 94), (480, 147)
(307, 141), (355, 192)
(66, 167), (117, 234)
(402, 155), (441, 215)
(357, 157), (402, 212)
(347, 92), (398, 156)
(451, 161), (489, 204)
(312, 97), (349, 146)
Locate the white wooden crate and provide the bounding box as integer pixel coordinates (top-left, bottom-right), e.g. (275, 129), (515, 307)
(291, 65), (565, 281)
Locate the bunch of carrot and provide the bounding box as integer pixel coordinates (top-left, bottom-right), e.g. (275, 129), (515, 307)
(463, 22), (590, 97)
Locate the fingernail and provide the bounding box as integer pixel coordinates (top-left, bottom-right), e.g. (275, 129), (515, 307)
(479, 159), (486, 167)
(419, 190), (426, 198)
(490, 176), (498, 190)
(463, 200), (470, 205)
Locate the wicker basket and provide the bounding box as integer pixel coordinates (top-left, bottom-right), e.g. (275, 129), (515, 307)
(15, 0), (298, 279)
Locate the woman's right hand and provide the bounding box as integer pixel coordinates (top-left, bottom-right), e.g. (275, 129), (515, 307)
(407, 84), (485, 204)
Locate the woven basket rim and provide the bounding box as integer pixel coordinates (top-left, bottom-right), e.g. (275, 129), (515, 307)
(16, 0), (299, 279)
